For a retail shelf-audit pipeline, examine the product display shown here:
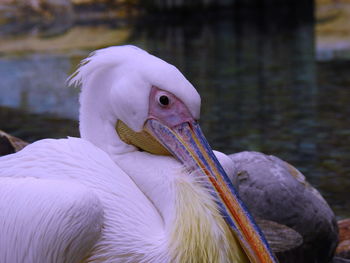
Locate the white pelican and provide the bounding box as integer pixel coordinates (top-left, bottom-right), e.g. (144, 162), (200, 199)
(0, 46), (277, 263)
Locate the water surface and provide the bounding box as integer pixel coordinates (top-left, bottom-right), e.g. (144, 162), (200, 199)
(0, 8), (349, 218)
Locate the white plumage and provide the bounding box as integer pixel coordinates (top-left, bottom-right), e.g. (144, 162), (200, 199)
(0, 45), (275, 263)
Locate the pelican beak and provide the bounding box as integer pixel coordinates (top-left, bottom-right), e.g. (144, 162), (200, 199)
(145, 119), (277, 263)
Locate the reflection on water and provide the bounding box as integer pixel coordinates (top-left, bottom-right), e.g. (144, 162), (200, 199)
(0, 7), (349, 218)
(0, 54), (78, 119)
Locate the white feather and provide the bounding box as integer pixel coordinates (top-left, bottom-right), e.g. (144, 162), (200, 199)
(0, 138), (170, 262)
(0, 176), (102, 263)
(0, 46), (241, 263)
(70, 45), (200, 157)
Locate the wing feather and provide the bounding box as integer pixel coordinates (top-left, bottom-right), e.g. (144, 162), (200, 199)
(0, 177), (103, 263)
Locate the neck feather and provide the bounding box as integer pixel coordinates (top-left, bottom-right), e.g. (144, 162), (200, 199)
(107, 151), (249, 263)
(79, 70), (135, 155)
(169, 175), (249, 263)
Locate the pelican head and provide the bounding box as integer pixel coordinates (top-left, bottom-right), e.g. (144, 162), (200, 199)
(70, 45), (277, 263)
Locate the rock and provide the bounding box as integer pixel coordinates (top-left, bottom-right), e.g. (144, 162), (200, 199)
(0, 0), (73, 26)
(0, 130), (28, 156)
(338, 241), (350, 259)
(256, 218), (303, 253)
(2, 0), (72, 13)
(333, 257), (350, 263)
(0, 135), (14, 156)
(336, 219), (350, 259)
(229, 151), (339, 263)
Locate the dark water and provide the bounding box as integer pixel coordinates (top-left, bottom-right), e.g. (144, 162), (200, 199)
(0, 7), (349, 218)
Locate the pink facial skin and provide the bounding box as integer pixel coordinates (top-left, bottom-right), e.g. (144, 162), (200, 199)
(148, 86), (195, 128)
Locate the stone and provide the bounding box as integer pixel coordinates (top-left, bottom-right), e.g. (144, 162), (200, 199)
(229, 151), (339, 262)
(337, 219), (350, 259)
(256, 218), (303, 253)
(0, 130), (28, 156)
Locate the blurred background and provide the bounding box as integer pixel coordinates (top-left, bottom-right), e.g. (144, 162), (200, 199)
(0, 0), (349, 218)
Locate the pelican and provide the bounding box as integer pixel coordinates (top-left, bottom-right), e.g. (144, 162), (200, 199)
(0, 46), (277, 263)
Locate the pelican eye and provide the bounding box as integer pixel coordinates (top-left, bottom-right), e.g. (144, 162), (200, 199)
(159, 95), (169, 106)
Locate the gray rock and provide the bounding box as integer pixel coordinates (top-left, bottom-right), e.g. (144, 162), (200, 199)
(0, 0), (73, 29)
(333, 257), (350, 263)
(229, 151), (338, 263)
(256, 218), (303, 253)
(0, 130), (28, 156)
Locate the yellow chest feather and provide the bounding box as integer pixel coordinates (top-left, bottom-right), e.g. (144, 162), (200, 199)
(169, 177), (249, 263)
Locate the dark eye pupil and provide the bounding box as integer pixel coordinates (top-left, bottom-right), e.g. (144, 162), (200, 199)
(159, 95), (169, 106)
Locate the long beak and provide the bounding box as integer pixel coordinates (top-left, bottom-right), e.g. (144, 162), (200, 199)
(145, 119), (278, 263)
